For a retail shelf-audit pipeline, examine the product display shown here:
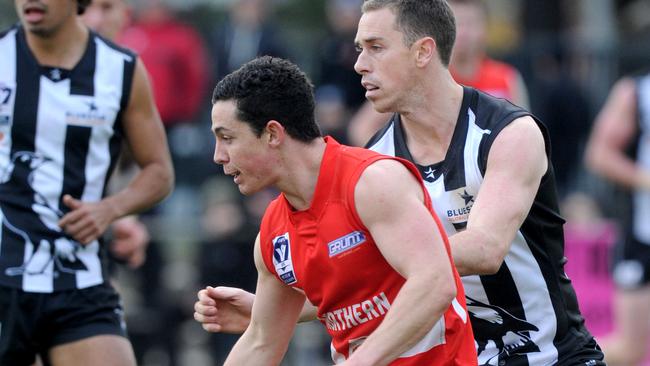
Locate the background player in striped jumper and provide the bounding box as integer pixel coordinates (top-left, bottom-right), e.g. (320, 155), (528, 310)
(195, 0), (605, 365)
(586, 71), (650, 365)
(0, 0), (174, 365)
(205, 56), (476, 365)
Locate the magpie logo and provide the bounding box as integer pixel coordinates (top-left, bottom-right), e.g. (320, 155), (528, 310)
(467, 296), (540, 365)
(0, 151), (88, 277)
(272, 233), (297, 285)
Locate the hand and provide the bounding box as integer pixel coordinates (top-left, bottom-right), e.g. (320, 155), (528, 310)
(194, 286), (255, 334)
(110, 216), (150, 269)
(58, 194), (118, 245)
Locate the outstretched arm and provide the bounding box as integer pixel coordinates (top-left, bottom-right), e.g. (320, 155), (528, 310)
(194, 286), (318, 334)
(223, 234), (306, 365)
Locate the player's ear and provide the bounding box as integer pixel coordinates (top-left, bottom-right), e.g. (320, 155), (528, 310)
(264, 120), (285, 147)
(413, 37), (436, 68)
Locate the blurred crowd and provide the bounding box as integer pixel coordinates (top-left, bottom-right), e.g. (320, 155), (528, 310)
(2, 0), (650, 365)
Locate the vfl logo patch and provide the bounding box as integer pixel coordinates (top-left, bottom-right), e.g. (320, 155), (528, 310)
(328, 231), (366, 257)
(272, 233), (297, 285)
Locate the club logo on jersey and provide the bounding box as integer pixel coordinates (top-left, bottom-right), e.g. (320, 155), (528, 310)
(272, 233), (297, 285)
(328, 231), (366, 257)
(466, 296), (540, 365)
(0, 151), (89, 278)
(65, 99), (110, 127)
(446, 187), (476, 226)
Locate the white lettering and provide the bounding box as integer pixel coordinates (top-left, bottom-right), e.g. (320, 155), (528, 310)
(321, 292), (391, 332)
(373, 292), (391, 315)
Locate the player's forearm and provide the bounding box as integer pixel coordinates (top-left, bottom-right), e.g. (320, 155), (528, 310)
(587, 146), (650, 191)
(224, 328), (286, 366)
(298, 300), (318, 323)
(450, 227), (508, 276)
(104, 161), (174, 219)
(346, 275), (455, 366)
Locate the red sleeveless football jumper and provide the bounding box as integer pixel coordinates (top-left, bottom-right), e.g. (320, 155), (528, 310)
(260, 137), (476, 365)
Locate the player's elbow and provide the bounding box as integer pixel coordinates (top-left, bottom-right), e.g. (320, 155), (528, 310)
(151, 161), (175, 201)
(584, 140), (608, 177)
(475, 243), (508, 275)
(423, 268), (457, 306)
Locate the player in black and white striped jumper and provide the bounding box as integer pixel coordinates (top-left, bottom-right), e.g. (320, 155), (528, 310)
(0, 1), (173, 365)
(586, 71), (650, 365)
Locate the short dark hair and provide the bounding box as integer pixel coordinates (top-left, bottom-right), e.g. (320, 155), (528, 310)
(362, 0), (456, 66)
(77, 0), (91, 15)
(212, 56), (321, 142)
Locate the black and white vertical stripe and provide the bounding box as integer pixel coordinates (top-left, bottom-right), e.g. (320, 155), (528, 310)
(0, 26), (135, 293)
(366, 87), (585, 365)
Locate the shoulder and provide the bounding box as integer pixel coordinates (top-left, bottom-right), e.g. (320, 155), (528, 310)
(0, 24), (18, 41)
(355, 157), (420, 199)
(92, 31), (136, 61)
(473, 88), (529, 126)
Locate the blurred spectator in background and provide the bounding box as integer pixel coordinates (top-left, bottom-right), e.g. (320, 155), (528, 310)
(348, 0), (530, 146)
(585, 70), (650, 366)
(315, 0), (364, 110)
(529, 42), (591, 197)
(120, 0), (209, 131)
(82, 0), (131, 40)
(197, 177), (257, 364)
(211, 0), (288, 81)
(314, 85), (351, 144)
(120, 0), (210, 189)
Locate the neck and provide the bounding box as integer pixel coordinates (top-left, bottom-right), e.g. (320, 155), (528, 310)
(278, 137), (327, 211)
(450, 53), (483, 81)
(24, 18), (89, 68)
(398, 70), (464, 165)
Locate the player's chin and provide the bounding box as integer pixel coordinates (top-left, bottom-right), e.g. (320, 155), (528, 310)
(367, 98), (391, 114)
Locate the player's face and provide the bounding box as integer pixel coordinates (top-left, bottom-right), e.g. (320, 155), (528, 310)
(211, 100), (277, 196)
(15, 0), (78, 37)
(81, 0), (128, 40)
(354, 8), (416, 113)
(450, 2), (486, 61)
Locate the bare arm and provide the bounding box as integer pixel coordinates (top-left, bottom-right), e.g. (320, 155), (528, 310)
(344, 159), (456, 366)
(451, 116), (547, 275)
(193, 287), (317, 334)
(59, 59), (174, 243)
(585, 78), (650, 190)
(224, 234), (306, 365)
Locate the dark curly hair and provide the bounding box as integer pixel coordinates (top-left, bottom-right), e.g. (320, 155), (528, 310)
(77, 0), (91, 15)
(212, 56), (321, 142)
